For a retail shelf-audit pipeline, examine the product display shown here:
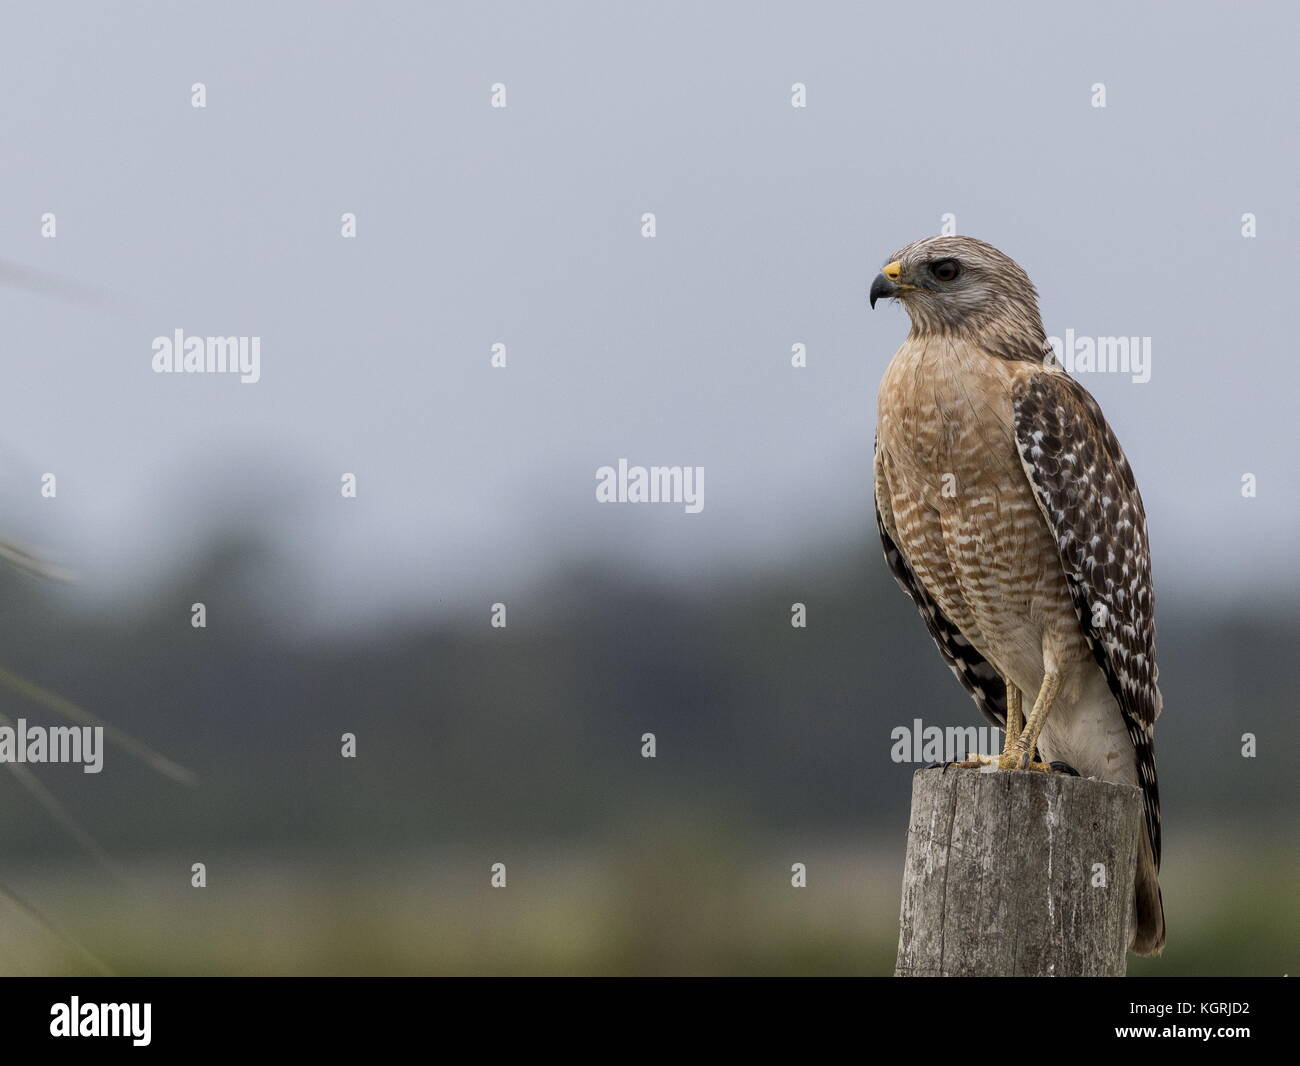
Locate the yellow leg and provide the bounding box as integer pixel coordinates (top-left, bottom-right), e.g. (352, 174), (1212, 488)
(1008, 670), (1061, 768)
(1001, 683), (1022, 754)
(950, 671), (1060, 773)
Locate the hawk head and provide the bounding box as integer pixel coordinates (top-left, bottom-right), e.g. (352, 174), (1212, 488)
(868, 236), (1042, 338)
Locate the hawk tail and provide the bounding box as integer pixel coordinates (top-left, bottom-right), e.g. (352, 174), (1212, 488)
(1131, 831), (1165, 956)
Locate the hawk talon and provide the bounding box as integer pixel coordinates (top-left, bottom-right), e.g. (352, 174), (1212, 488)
(947, 750), (1057, 773)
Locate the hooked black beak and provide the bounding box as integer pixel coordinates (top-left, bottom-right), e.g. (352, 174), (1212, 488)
(868, 273), (897, 310)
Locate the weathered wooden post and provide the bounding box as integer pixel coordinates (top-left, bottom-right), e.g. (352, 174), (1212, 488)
(895, 767), (1143, 976)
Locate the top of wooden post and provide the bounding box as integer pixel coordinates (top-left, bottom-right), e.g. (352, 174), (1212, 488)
(895, 767), (1143, 977)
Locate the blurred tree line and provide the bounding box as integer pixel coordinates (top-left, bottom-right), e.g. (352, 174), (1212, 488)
(0, 529), (1293, 861)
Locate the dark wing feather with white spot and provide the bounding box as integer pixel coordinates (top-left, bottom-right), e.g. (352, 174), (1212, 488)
(1013, 372), (1162, 866)
(874, 443), (1007, 730)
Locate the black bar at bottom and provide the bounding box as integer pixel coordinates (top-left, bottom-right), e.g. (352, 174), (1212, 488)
(0, 975), (1289, 1052)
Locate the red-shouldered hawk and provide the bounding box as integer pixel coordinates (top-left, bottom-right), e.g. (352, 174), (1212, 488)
(870, 236), (1164, 956)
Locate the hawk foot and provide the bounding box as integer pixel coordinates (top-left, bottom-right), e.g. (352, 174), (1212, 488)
(948, 751), (1055, 773)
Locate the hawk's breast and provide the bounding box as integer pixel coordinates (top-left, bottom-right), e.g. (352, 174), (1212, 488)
(875, 336), (1090, 695)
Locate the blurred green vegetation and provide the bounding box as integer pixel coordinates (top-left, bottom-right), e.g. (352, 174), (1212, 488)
(0, 531), (1295, 974)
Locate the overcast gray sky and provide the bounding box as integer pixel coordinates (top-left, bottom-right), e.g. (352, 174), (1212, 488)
(0, 1), (1295, 621)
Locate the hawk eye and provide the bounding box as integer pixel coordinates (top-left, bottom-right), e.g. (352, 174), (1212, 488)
(930, 259), (961, 282)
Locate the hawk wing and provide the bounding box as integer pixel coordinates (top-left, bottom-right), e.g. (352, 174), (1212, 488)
(1012, 371), (1162, 865)
(874, 440), (1007, 730)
